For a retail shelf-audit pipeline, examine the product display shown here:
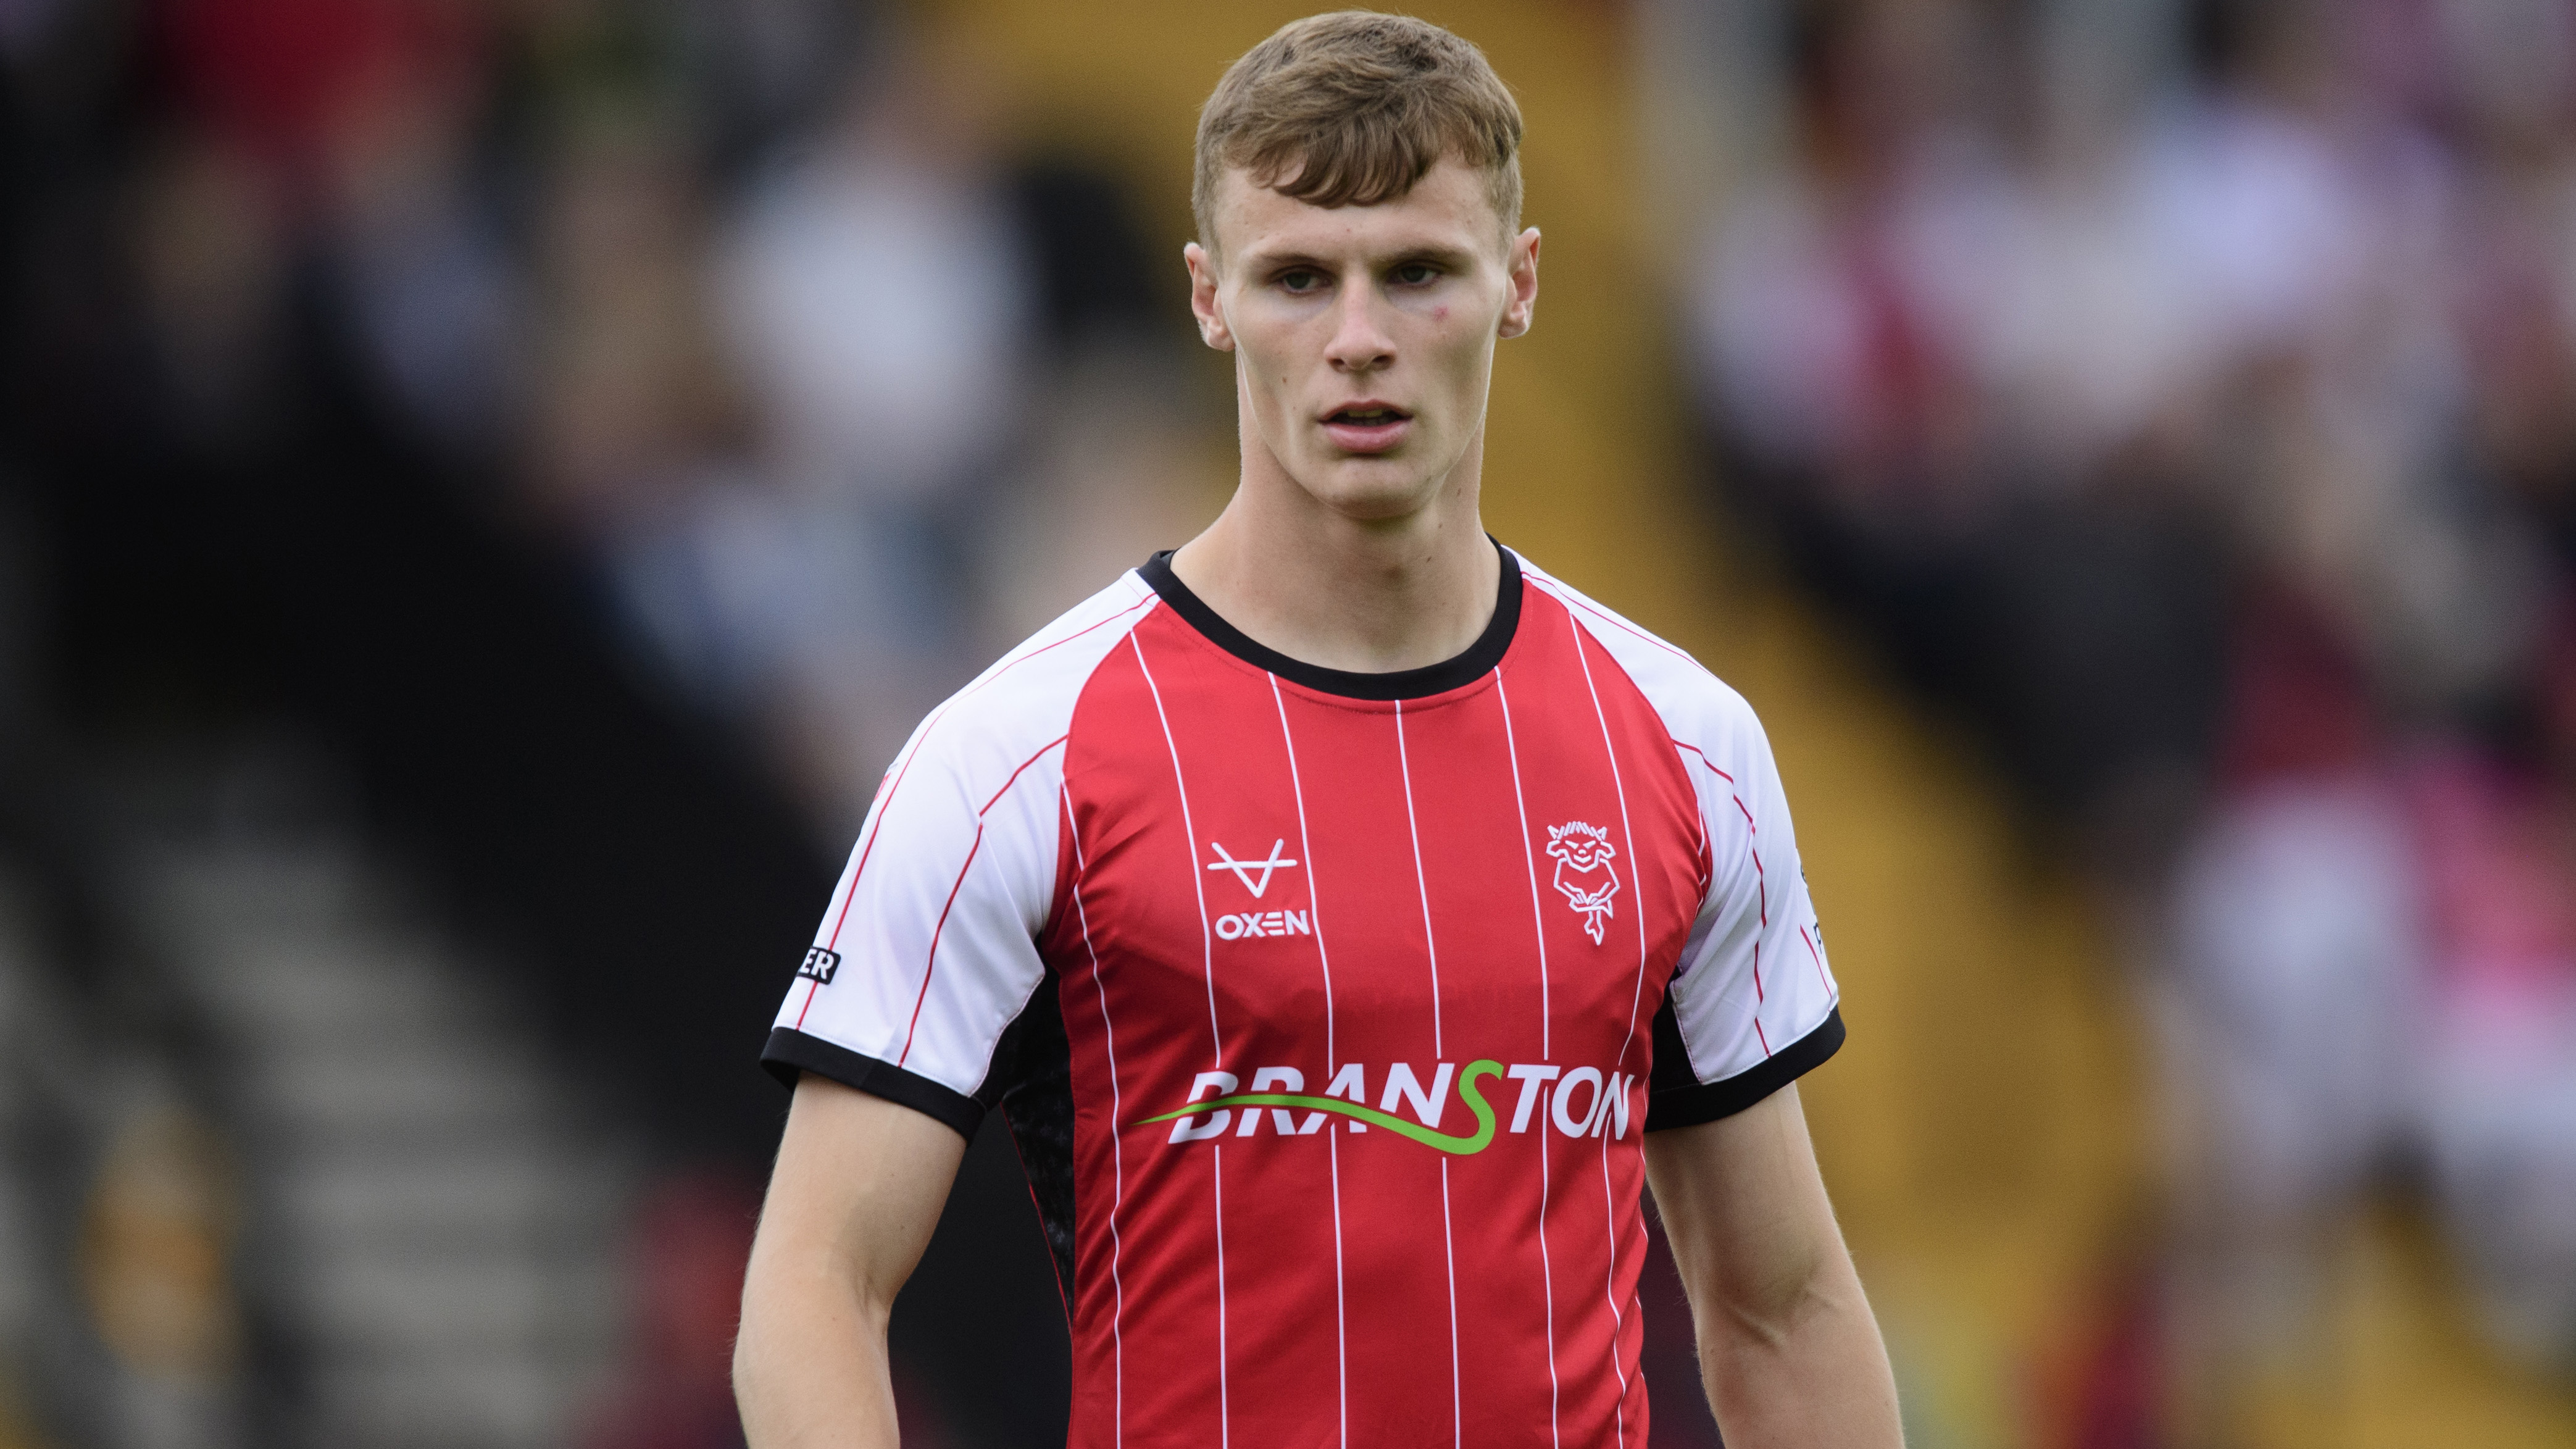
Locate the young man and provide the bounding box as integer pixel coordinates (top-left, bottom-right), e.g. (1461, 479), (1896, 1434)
(734, 13), (1902, 1447)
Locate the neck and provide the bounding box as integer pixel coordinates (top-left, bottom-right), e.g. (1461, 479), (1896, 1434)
(1169, 431), (1501, 675)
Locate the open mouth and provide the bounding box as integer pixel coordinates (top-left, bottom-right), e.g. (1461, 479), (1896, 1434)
(1325, 406), (1412, 425)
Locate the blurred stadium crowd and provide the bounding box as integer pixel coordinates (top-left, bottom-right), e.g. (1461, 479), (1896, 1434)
(0, 0), (1198, 1443)
(0, 0), (2571, 1445)
(1685, 0), (2576, 1428)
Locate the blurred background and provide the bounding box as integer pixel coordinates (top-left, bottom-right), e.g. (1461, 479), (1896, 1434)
(1, 0), (2573, 1445)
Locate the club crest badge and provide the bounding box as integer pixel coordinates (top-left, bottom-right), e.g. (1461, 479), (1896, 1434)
(1546, 822), (1620, 944)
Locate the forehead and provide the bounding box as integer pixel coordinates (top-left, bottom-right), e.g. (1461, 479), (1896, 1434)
(1210, 156), (1505, 267)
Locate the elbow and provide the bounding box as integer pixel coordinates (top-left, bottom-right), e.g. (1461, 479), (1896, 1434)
(1718, 1277), (1838, 1353)
(1708, 1244), (1844, 1352)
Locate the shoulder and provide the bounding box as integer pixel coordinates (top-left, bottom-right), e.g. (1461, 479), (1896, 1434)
(1514, 553), (1767, 762)
(891, 571), (1163, 790)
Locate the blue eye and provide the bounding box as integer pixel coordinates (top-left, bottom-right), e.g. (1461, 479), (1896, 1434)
(1278, 270), (1325, 293)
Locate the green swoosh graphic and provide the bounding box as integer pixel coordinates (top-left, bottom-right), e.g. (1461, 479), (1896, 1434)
(1135, 1059), (1504, 1155)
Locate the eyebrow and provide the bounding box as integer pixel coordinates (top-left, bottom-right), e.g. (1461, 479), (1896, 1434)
(1240, 240), (1483, 273)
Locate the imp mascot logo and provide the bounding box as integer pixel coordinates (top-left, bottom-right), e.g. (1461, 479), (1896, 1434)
(1546, 822), (1620, 944)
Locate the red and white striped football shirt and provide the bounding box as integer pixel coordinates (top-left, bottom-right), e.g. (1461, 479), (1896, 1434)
(764, 543), (1843, 1448)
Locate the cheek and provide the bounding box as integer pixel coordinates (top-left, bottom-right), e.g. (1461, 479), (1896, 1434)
(1432, 327), (1493, 396)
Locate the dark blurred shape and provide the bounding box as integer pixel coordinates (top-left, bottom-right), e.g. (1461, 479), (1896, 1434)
(582, 1171), (758, 1449)
(1636, 1211), (1723, 1449)
(887, 1122), (1073, 1446)
(24, 280), (833, 1158)
(2031, 1251), (2162, 1449)
(154, 0), (484, 175)
(2215, 583), (2377, 788)
(1012, 158), (1166, 348)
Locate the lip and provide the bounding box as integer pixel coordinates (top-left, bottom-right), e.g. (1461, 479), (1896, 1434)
(1319, 399), (1414, 455)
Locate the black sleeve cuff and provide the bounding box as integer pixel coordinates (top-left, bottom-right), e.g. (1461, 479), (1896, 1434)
(1644, 1006), (1845, 1132)
(762, 1027), (985, 1139)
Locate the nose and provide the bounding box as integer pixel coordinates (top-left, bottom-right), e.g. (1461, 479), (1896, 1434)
(1323, 282), (1396, 375)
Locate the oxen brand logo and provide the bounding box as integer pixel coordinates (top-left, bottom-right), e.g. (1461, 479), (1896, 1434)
(1206, 838), (1299, 898)
(1547, 822), (1620, 944)
(796, 947), (841, 985)
(1216, 909), (1311, 940)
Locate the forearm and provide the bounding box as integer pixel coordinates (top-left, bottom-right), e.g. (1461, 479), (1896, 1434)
(1696, 1250), (1902, 1447)
(734, 1252), (900, 1448)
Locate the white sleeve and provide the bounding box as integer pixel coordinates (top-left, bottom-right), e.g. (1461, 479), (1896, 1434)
(1650, 687), (1843, 1127)
(760, 577), (1152, 1136)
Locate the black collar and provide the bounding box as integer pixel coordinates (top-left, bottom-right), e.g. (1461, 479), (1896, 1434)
(1138, 542), (1522, 701)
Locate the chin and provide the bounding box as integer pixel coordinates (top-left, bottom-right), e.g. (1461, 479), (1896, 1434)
(1295, 453), (1454, 521)
(1305, 474), (1441, 522)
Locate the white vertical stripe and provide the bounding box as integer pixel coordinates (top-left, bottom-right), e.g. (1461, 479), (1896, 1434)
(1495, 670), (1562, 1449)
(1539, 1134), (1560, 1449)
(1596, 1137), (1631, 1449)
(1128, 633), (1221, 1061)
(1493, 670), (1552, 1061)
(1328, 1127), (1348, 1448)
(1064, 787), (1125, 1449)
(1393, 699), (1444, 1056)
(1270, 675), (1348, 1447)
(1441, 1158), (1462, 1449)
(1214, 1142), (1231, 1449)
(1268, 677), (1337, 1074)
(1127, 632), (1227, 1447)
(1563, 609), (1642, 1449)
(1562, 612), (1653, 1067)
(1392, 698), (1461, 1446)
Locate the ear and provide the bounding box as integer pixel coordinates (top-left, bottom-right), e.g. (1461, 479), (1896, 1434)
(1498, 227), (1541, 340)
(1183, 242), (1234, 353)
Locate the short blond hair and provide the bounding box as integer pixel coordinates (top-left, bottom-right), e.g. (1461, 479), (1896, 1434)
(1192, 11), (1524, 255)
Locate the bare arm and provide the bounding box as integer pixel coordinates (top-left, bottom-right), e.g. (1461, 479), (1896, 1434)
(1644, 1084), (1901, 1447)
(735, 1075), (967, 1448)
